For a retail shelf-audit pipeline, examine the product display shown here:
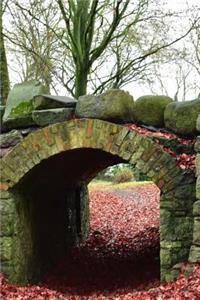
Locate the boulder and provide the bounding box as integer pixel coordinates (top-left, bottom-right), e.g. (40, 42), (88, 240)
(3, 80), (48, 125)
(32, 108), (74, 126)
(164, 99), (200, 135)
(33, 94), (77, 110)
(75, 89), (134, 123)
(133, 95), (173, 127)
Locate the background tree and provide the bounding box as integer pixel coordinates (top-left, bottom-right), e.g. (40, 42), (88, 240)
(4, 0), (199, 98)
(141, 3), (200, 101)
(5, 0), (64, 93)
(0, 0), (10, 105)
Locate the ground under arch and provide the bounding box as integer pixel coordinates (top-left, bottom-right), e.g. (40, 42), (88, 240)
(0, 119), (196, 284)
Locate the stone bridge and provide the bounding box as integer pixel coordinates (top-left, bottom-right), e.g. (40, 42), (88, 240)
(0, 118), (198, 284)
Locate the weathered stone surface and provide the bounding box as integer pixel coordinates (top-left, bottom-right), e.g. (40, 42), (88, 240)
(164, 98), (200, 135)
(196, 154), (200, 177)
(133, 95), (173, 127)
(0, 199), (15, 236)
(33, 94), (77, 110)
(79, 183), (90, 243)
(160, 211), (193, 241)
(194, 137), (200, 153)
(0, 237), (12, 261)
(3, 80), (48, 122)
(0, 130), (23, 148)
(160, 241), (190, 266)
(193, 201), (200, 216)
(0, 105), (5, 124)
(75, 89), (134, 123)
(2, 115), (37, 130)
(197, 114), (200, 132)
(32, 108), (74, 126)
(169, 263), (184, 282)
(189, 245), (200, 263)
(193, 217), (200, 245)
(196, 176), (200, 199)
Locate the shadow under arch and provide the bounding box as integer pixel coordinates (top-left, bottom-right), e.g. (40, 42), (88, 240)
(0, 119), (196, 284)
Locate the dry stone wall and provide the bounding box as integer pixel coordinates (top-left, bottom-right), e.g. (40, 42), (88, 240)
(0, 84), (199, 285)
(188, 119), (200, 265)
(0, 119), (196, 285)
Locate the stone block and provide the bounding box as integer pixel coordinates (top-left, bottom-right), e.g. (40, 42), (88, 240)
(32, 108), (74, 126)
(189, 245), (200, 263)
(3, 80), (48, 120)
(160, 241), (190, 267)
(114, 127), (129, 146)
(193, 201), (200, 216)
(160, 196), (193, 211)
(0, 105), (5, 126)
(194, 137), (200, 153)
(75, 89), (135, 123)
(129, 146), (145, 165)
(164, 98), (200, 135)
(134, 95), (173, 127)
(197, 114), (200, 132)
(0, 191), (12, 199)
(193, 217), (200, 245)
(173, 183), (196, 199)
(3, 115), (36, 130)
(0, 237), (12, 261)
(196, 154), (200, 176)
(0, 199), (15, 236)
(196, 176), (200, 199)
(0, 130), (23, 148)
(33, 94), (77, 110)
(160, 213), (193, 241)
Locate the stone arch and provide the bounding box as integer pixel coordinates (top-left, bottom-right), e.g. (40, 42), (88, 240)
(0, 119), (196, 284)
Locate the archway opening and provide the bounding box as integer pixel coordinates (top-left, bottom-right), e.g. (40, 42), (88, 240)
(12, 148), (161, 294)
(62, 164), (161, 294)
(12, 148), (124, 283)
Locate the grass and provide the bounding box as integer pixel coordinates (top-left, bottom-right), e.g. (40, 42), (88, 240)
(88, 180), (153, 192)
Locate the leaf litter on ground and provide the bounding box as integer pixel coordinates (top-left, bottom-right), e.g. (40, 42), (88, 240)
(1, 183), (199, 299)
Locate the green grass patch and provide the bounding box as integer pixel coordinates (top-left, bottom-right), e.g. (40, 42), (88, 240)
(88, 180), (153, 192)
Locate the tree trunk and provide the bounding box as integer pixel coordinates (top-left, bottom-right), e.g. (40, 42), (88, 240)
(0, 2), (10, 105)
(74, 64), (88, 98)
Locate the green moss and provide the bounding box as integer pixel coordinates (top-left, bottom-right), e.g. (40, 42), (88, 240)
(10, 101), (34, 117)
(3, 80), (48, 121)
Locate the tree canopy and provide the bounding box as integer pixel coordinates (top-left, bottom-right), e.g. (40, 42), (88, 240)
(3, 0), (200, 99)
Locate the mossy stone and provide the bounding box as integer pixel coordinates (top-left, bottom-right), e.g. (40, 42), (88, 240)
(164, 99), (200, 135)
(75, 89), (135, 123)
(3, 80), (48, 122)
(0, 105), (5, 123)
(0, 237), (12, 261)
(189, 245), (200, 263)
(32, 108), (74, 126)
(133, 95), (173, 127)
(197, 114), (200, 132)
(33, 95), (77, 110)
